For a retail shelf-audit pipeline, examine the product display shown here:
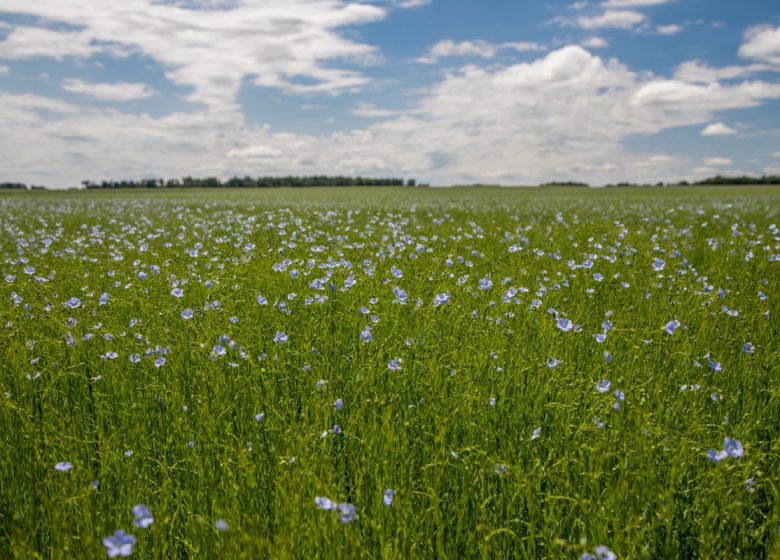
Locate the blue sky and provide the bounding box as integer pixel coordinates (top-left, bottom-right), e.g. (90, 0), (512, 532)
(0, 0), (779, 187)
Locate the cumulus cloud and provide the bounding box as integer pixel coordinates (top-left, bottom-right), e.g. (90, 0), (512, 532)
(656, 24), (683, 35)
(351, 102), (404, 118)
(704, 157), (733, 166)
(61, 79), (156, 101)
(226, 146), (283, 159)
(739, 25), (780, 64)
(395, 0), (431, 8)
(0, 1), (386, 110)
(0, 27), (100, 59)
(674, 60), (775, 83)
(581, 37), (609, 48)
(631, 80), (780, 111)
(4, 44), (778, 188)
(601, 0), (674, 6)
(701, 122), (736, 136)
(577, 10), (646, 29)
(416, 39), (543, 63)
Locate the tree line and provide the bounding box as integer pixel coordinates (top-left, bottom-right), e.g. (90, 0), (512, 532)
(80, 176), (418, 189)
(605, 175), (780, 187)
(2, 175), (780, 190)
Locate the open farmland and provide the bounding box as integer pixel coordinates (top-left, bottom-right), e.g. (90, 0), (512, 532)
(1, 186), (779, 559)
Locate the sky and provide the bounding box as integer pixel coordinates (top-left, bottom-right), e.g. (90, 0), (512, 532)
(0, 0), (779, 188)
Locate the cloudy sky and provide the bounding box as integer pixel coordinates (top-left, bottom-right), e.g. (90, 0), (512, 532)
(0, 0), (779, 188)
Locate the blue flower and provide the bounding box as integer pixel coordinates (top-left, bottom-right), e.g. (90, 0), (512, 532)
(315, 496), (337, 510)
(63, 297), (81, 309)
(652, 258), (666, 272)
(390, 266), (403, 278)
(556, 318), (573, 332)
(383, 489), (395, 506)
(335, 399), (343, 410)
(594, 545), (616, 560)
(388, 357), (402, 371)
(433, 292), (450, 306)
(132, 504), (154, 529)
(104, 351), (118, 360)
(742, 342), (755, 354)
(103, 529), (136, 558)
(337, 503), (357, 524)
(359, 326), (372, 343)
(170, 287), (183, 298)
(707, 449), (728, 462)
(392, 286), (408, 303)
(531, 427), (541, 440)
(663, 320), (680, 335)
(594, 333), (607, 343)
(181, 308), (194, 320)
(215, 519), (228, 531)
(546, 357), (560, 369)
(596, 380), (611, 393)
(154, 357), (166, 368)
(724, 437), (744, 458)
(54, 461), (72, 472)
(705, 353), (723, 372)
(333, 425), (342, 435)
(274, 331), (288, 344)
(129, 354), (141, 363)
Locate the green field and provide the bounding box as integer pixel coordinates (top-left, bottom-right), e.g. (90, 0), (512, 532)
(1, 186), (779, 559)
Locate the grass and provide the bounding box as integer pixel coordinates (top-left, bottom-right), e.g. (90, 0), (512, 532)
(0, 186), (779, 559)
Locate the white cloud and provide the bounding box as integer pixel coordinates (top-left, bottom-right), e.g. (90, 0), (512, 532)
(601, 0), (674, 6)
(504, 42), (546, 53)
(226, 146), (283, 159)
(577, 10), (646, 30)
(764, 165), (780, 175)
(418, 40), (498, 63)
(395, 0), (431, 8)
(704, 157), (732, 166)
(0, 26), (100, 59)
(0, 1), (386, 110)
(61, 79), (156, 101)
(772, 151), (780, 158)
(352, 102), (402, 118)
(417, 39), (543, 63)
(674, 60), (775, 83)
(739, 25), (780, 64)
(701, 122), (736, 136)
(656, 24), (683, 35)
(2, 45), (779, 188)
(0, 65), (8, 75)
(631, 80), (780, 111)
(581, 37), (609, 48)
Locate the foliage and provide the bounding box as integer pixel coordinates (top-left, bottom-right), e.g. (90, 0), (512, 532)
(0, 187), (779, 559)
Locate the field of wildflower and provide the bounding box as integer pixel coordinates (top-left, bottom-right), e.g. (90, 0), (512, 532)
(1, 186), (779, 559)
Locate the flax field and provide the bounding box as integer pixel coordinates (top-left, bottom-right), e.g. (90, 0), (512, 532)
(1, 186), (779, 559)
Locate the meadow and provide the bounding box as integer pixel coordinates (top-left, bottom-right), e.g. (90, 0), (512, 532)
(0, 186), (778, 559)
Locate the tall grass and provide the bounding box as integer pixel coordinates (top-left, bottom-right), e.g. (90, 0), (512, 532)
(0, 187), (778, 558)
